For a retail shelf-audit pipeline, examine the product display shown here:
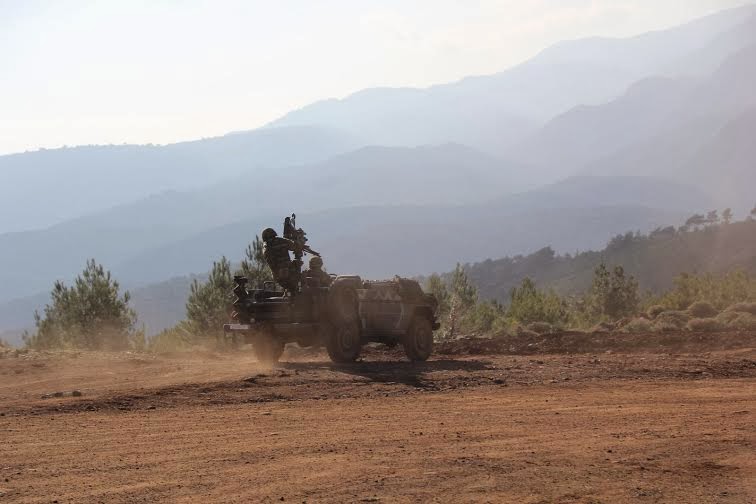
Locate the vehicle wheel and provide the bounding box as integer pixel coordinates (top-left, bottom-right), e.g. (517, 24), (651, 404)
(254, 334), (284, 365)
(403, 316), (433, 362)
(327, 281), (359, 325)
(326, 320), (362, 363)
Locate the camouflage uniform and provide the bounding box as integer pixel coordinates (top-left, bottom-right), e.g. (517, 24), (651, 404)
(262, 228), (299, 293)
(303, 256), (332, 287)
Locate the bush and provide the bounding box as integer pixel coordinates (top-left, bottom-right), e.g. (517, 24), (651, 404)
(527, 321), (554, 334)
(620, 317), (653, 333)
(589, 321), (615, 333)
(724, 302), (756, 315)
(652, 320), (681, 333)
(148, 323), (193, 353)
(715, 311), (740, 325)
(655, 271), (755, 311)
(646, 305), (667, 319)
(655, 310), (691, 330)
(25, 259), (137, 350)
(506, 278), (569, 326)
(515, 325), (540, 338)
(686, 318), (724, 332)
(687, 301), (718, 318)
(725, 313), (756, 330)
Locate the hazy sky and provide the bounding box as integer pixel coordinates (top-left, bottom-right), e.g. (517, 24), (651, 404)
(0, 0), (749, 154)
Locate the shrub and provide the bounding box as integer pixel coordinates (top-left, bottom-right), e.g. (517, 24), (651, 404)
(725, 313), (756, 330)
(148, 323), (193, 353)
(620, 317), (653, 333)
(715, 311), (740, 325)
(724, 302), (756, 315)
(506, 278), (569, 326)
(590, 321), (615, 333)
(655, 271), (755, 311)
(687, 301), (718, 318)
(527, 321), (554, 334)
(465, 300), (507, 334)
(515, 325), (540, 338)
(652, 320), (681, 333)
(646, 305), (667, 319)
(686, 318), (724, 332)
(655, 310), (691, 330)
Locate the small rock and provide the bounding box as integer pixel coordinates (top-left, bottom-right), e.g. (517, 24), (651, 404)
(147, 405), (157, 410)
(53, 392), (64, 398)
(72, 390), (82, 397)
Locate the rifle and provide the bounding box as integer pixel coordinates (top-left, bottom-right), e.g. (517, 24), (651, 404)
(283, 214), (320, 260)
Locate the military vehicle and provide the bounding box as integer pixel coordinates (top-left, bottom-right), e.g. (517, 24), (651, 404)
(223, 215), (440, 364)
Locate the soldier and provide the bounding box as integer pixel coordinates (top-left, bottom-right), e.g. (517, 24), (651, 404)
(303, 255), (332, 287)
(261, 227), (299, 293)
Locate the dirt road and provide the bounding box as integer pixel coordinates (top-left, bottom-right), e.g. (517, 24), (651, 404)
(1, 337), (755, 503)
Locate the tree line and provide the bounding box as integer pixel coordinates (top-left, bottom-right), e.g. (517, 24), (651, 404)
(21, 210), (756, 351)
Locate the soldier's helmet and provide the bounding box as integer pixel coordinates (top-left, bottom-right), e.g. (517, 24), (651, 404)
(309, 256), (323, 269)
(261, 228), (277, 241)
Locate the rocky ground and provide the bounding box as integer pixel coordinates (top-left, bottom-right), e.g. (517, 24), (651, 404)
(1, 331), (755, 503)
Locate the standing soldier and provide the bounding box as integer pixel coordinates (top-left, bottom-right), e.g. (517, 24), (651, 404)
(261, 227), (299, 293)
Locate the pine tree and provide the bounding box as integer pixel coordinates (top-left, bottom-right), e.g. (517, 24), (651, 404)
(25, 259), (137, 350)
(186, 257), (233, 338)
(446, 263), (477, 338)
(237, 235), (272, 287)
(587, 263), (639, 320)
(425, 273), (450, 314)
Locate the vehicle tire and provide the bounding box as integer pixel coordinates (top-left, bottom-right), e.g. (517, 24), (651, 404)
(254, 334), (284, 365)
(327, 281), (360, 325)
(326, 320), (362, 363)
(403, 316), (434, 362)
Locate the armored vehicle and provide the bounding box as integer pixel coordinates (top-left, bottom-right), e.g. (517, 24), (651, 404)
(224, 274), (440, 364)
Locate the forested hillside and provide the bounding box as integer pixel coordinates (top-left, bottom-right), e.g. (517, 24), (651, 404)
(459, 218), (756, 303)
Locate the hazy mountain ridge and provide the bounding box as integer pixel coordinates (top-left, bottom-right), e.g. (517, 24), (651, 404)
(0, 143), (527, 303)
(267, 4), (755, 156)
(510, 39), (756, 184)
(108, 175), (695, 287)
(0, 125), (362, 233)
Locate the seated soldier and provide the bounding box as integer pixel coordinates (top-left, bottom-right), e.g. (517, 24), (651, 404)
(261, 227), (299, 293)
(303, 255), (332, 287)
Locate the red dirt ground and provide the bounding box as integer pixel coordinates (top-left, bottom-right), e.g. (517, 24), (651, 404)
(1, 332), (754, 503)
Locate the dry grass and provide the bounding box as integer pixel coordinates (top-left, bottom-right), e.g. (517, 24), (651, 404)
(655, 310), (691, 330)
(620, 317), (653, 333)
(724, 302), (756, 315)
(725, 313), (756, 330)
(527, 321), (554, 334)
(686, 317), (724, 332)
(646, 305), (667, 319)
